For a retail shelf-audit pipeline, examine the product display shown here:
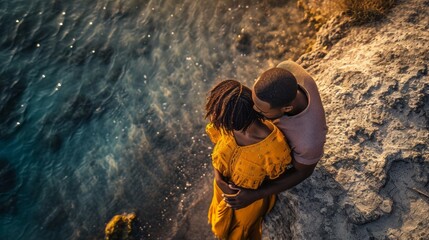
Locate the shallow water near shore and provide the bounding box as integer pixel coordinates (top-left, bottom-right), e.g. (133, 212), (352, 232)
(0, 0), (317, 239)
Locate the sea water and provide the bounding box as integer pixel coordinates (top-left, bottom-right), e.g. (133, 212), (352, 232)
(0, 0), (316, 239)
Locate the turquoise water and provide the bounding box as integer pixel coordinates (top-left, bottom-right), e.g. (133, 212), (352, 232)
(0, 0), (314, 239)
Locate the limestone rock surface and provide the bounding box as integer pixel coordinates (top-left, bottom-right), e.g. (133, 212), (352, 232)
(264, 0), (429, 239)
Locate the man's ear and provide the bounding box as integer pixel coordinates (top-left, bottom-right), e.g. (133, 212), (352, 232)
(281, 106), (293, 113)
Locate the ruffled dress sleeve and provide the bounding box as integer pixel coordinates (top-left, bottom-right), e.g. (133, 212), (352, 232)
(206, 123), (221, 144)
(229, 124), (292, 189)
(206, 123), (230, 176)
(262, 126), (292, 180)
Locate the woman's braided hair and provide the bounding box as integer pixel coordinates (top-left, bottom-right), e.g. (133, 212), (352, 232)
(205, 79), (263, 134)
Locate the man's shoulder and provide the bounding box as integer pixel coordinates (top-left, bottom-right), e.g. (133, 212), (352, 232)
(277, 61), (314, 85)
(276, 60), (300, 70)
(276, 61), (307, 73)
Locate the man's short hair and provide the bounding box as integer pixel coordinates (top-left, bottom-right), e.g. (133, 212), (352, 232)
(254, 68), (298, 108)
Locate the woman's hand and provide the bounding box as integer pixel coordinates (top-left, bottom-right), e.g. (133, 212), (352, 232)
(223, 184), (259, 210)
(214, 169), (239, 195)
(213, 170), (257, 209)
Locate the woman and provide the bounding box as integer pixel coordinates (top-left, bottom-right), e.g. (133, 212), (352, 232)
(205, 79), (292, 239)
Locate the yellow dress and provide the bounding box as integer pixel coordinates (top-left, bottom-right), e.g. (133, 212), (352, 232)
(206, 121), (292, 240)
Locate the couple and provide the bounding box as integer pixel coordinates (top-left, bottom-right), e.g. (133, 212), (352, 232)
(205, 60), (327, 239)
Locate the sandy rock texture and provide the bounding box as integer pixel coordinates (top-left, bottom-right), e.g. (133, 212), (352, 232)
(264, 0), (429, 239)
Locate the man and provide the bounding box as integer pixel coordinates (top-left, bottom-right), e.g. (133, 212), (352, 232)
(223, 60), (328, 209)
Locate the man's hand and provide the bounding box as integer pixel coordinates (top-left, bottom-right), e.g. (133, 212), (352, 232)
(223, 184), (260, 210)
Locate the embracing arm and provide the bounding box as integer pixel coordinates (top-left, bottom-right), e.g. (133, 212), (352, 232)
(259, 161), (316, 196)
(224, 161), (316, 209)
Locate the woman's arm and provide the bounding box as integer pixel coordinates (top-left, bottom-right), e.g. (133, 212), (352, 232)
(214, 169), (239, 195)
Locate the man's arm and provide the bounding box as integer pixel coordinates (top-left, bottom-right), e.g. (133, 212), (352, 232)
(223, 161), (316, 209)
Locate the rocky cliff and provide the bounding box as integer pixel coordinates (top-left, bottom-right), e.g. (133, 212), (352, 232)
(264, 0), (429, 239)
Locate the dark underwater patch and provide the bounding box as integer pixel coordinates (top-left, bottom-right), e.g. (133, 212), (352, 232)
(0, 159), (17, 193)
(0, 72), (26, 140)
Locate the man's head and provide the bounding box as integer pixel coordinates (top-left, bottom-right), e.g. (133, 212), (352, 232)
(205, 79), (263, 133)
(252, 68), (298, 120)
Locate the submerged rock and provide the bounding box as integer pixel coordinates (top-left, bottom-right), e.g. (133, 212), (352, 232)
(0, 194), (17, 214)
(67, 42), (115, 66)
(40, 93), (107, 152)
(42, 206), (69, 229)
(105, 212), (136, 240)
(0, 158), (18, 214)
(0, 74), (26, 139)
(0, 158), (17, 193)
(46, 133), (63, 152)
(67, 95), (96, 124)
(235, 32), (252, 55)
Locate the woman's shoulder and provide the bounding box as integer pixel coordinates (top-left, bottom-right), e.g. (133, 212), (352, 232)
(258, 120), (274, 137)
(262, 121), (289, 147)
(262, 121), (279, 135)
(206, 123), (224, 144)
